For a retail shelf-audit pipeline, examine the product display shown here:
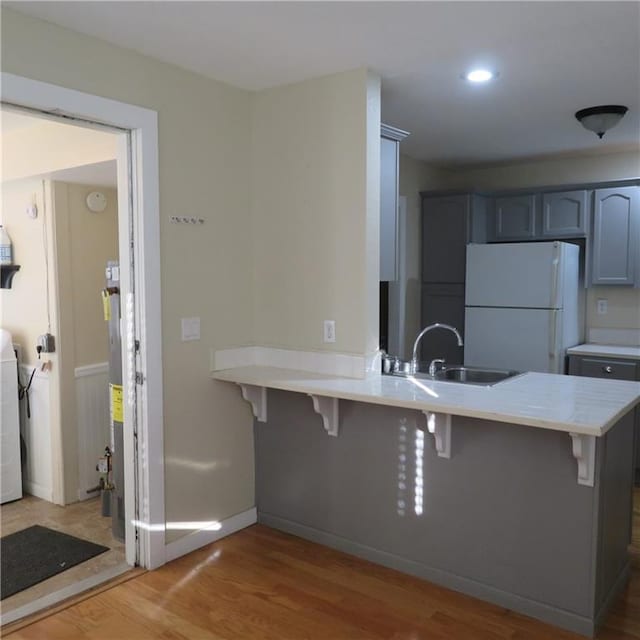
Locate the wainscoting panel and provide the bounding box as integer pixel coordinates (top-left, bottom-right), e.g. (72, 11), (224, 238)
(75, 362), (110, 501)
(19, 365), (53, 502)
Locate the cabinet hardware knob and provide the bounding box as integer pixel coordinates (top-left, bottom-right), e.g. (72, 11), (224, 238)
(603, 366), (613, 374)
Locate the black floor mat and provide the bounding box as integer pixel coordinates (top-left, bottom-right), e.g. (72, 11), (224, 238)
(1, 525), (109, 600)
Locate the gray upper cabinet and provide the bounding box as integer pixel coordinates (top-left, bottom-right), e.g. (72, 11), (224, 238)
(591, 186), (640, 286)
(422, 195), (471, 283)
(541, 190), (589, 238)
(491, 194), (538, 241)
(380, 124), (409, 281)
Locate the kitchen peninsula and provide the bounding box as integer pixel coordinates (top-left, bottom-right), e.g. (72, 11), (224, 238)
(213, 365), (640, 637)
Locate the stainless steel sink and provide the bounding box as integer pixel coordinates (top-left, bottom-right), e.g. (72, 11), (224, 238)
(433, 366), (521, 386)
(387, 365), (521, 386)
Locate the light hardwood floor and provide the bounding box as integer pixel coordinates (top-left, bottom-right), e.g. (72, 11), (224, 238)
(1, 495), (126, 617)
(5, 521), (640, 640)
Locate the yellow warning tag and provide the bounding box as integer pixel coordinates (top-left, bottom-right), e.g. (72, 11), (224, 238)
(110, 384), (123, 423)
(102, 290), (111, 321)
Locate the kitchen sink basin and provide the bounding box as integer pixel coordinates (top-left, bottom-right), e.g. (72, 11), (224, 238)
(433, 366), (521, 385)
(387, 365), (521, 386)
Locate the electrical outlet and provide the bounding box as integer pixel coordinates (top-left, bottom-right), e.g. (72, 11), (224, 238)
(323, 320), (336, 343)
(597, 298), (608, 315)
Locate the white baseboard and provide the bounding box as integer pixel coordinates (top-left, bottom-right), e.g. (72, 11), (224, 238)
(24, 481), (53, 503)
(164, 507), (257, 563)
(212, 347), (381, 379)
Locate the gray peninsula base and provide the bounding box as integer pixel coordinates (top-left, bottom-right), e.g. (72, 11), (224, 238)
(254, 389), (635, 637)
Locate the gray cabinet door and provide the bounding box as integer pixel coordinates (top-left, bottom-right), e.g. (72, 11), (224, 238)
(419, 283), (465, 366)
(541, 190), (589, 238)
(380, 135), (399, 281)
(591, 187), (640, 285)
(422, 195), (470, 283)
(491, 195), (538, 241)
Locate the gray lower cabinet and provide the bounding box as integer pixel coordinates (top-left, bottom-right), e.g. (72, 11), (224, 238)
(541, 190), (589, 238)
(420, 283), (465, 365)
(256, 389), (634, 637)
(491, 194), (538, 241)
(569, 353), (640, 483)
(591, 186), (640, 286)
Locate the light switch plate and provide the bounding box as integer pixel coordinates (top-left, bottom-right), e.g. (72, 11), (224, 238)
(181, 317), (201, 341)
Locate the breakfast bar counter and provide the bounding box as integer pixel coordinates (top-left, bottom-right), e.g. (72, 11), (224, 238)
(213, 366), (640, 638)
(212, 366), (640, 436)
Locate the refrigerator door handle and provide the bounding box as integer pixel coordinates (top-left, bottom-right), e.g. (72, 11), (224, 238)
(550, 244), (560, 308)
(549, 309), (558, 361)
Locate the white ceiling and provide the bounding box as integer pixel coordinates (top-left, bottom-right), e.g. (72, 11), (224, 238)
(7, 1), (640, 166)
(45, 160), (118, 187)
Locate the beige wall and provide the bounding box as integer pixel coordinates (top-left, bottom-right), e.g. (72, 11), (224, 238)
(2, 8), (255, 539)
(251, 68), (380, 357)
(54, 183), (118, 367)
(586, 287), (640, 332)
(0, 178), (50, 365)
(1, 119), (117, 182)
(439, 149), (640, 191)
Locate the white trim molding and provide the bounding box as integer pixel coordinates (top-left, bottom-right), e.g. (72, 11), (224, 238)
(212, 346), (381, 379)
(165, 508), (257, 563)
(2, 72), (165, 571)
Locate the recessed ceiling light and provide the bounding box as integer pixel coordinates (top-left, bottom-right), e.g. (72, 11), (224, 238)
(465, 69), (496, 83)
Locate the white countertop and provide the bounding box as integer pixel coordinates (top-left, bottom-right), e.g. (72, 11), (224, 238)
(212, 367), (640, 437)
(567, 343), (640, 360)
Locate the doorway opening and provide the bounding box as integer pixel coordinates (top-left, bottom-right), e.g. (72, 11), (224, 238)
(0, 73), (165, 625)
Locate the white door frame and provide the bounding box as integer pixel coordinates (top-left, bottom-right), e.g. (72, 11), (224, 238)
(2, 72), (166, 570)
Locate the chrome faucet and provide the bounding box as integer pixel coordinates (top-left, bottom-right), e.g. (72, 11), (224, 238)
(411, 323), (464, 375)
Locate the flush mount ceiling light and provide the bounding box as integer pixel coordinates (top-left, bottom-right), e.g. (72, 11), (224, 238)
(464, 68), (497, 83)
(575, 105), (628, 139)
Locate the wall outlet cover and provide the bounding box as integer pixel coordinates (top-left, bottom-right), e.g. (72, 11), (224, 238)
(323, 320), (336, 343)
(596, 299), (608, 315)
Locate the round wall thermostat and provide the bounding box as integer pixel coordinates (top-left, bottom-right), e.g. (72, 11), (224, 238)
(86, 191), (107, 213)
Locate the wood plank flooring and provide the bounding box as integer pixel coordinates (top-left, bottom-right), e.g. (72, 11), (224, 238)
(6, 522), (640, 640)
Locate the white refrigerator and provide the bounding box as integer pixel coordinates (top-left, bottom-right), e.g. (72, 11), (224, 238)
(464, 242), (580, 374)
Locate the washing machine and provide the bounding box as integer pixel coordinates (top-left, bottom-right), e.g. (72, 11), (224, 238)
(1, 329), (22, 503)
